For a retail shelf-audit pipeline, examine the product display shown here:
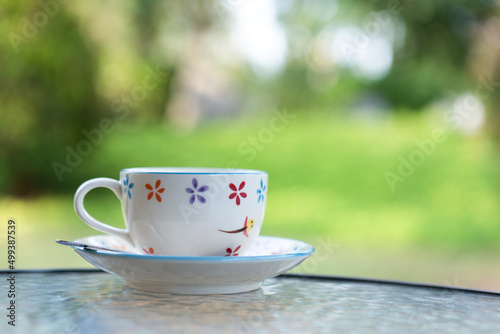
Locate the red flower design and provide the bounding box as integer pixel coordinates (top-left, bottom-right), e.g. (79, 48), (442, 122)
(142, 247), (155, 255)
(225, 245), (241, 256)
(229, 181), (247, 206)
(146, 180), (165, 202)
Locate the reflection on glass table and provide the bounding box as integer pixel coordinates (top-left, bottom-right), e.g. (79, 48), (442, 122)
(1, 270), (499, 333)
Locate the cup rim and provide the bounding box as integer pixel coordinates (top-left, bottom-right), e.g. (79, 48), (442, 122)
(120, 167), (267, 175)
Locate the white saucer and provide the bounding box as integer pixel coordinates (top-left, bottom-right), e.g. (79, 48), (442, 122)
(71, 235), (314, 294)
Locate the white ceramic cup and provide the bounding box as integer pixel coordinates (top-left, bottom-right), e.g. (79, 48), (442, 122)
(74, 167), (268, 256)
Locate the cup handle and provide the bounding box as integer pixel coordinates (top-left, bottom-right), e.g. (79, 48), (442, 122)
(73, 177), (133, 245)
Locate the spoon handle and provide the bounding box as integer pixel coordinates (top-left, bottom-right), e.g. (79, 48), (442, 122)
(56, 239), (133, 254)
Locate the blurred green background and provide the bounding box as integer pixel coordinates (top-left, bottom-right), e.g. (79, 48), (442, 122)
(2, 0), (500, 290)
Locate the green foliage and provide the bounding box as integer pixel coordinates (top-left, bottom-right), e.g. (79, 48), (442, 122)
(17, 112), (500, 249)
(4, 113), (500, 275)
(0, 1), (101, 195)
(273, 1), (495, 110)
(1, 0), (499, 196)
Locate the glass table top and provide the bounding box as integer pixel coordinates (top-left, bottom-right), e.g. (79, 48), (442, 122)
(1, 271), (499, 333)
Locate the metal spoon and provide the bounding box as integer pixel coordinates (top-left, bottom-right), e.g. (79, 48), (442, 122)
(56, 239), (134, 254)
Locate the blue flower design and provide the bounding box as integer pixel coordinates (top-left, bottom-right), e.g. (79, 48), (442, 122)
(186, 178), (209, 204)
(257, 179), (266, 203)
(123, 175), (134, 199)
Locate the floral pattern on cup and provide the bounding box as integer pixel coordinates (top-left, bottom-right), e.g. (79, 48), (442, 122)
(185, 178), (209, 204)
(142, 247), (155, 255)
(218, 216), (254, 238)
(146, 180), (165, 203)
(225, 245), (241, 256)
(257, 179), (266, 203)
(229, 181), (247, 206)
(123, 175), (134, 199)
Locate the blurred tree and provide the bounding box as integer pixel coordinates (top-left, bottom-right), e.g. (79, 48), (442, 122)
(273, 0), (497, 112)
(372, 0), (494, 109)
(0, 1), (102, 195)
(2, 0), (500, 196)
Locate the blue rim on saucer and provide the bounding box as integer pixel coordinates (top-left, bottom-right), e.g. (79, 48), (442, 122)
(69, 235), (315, 294)
(72, 235), (314, 262)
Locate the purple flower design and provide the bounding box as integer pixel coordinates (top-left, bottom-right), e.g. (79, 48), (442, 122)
(186, 178), (209, 204)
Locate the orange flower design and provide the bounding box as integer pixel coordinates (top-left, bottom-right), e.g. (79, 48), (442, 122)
(146, 180), (165, 202)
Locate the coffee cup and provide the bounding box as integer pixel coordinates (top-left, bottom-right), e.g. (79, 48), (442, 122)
(74, 168), (268, 256)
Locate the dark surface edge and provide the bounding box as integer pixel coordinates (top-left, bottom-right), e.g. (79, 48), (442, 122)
(1, 269), (498, 296)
